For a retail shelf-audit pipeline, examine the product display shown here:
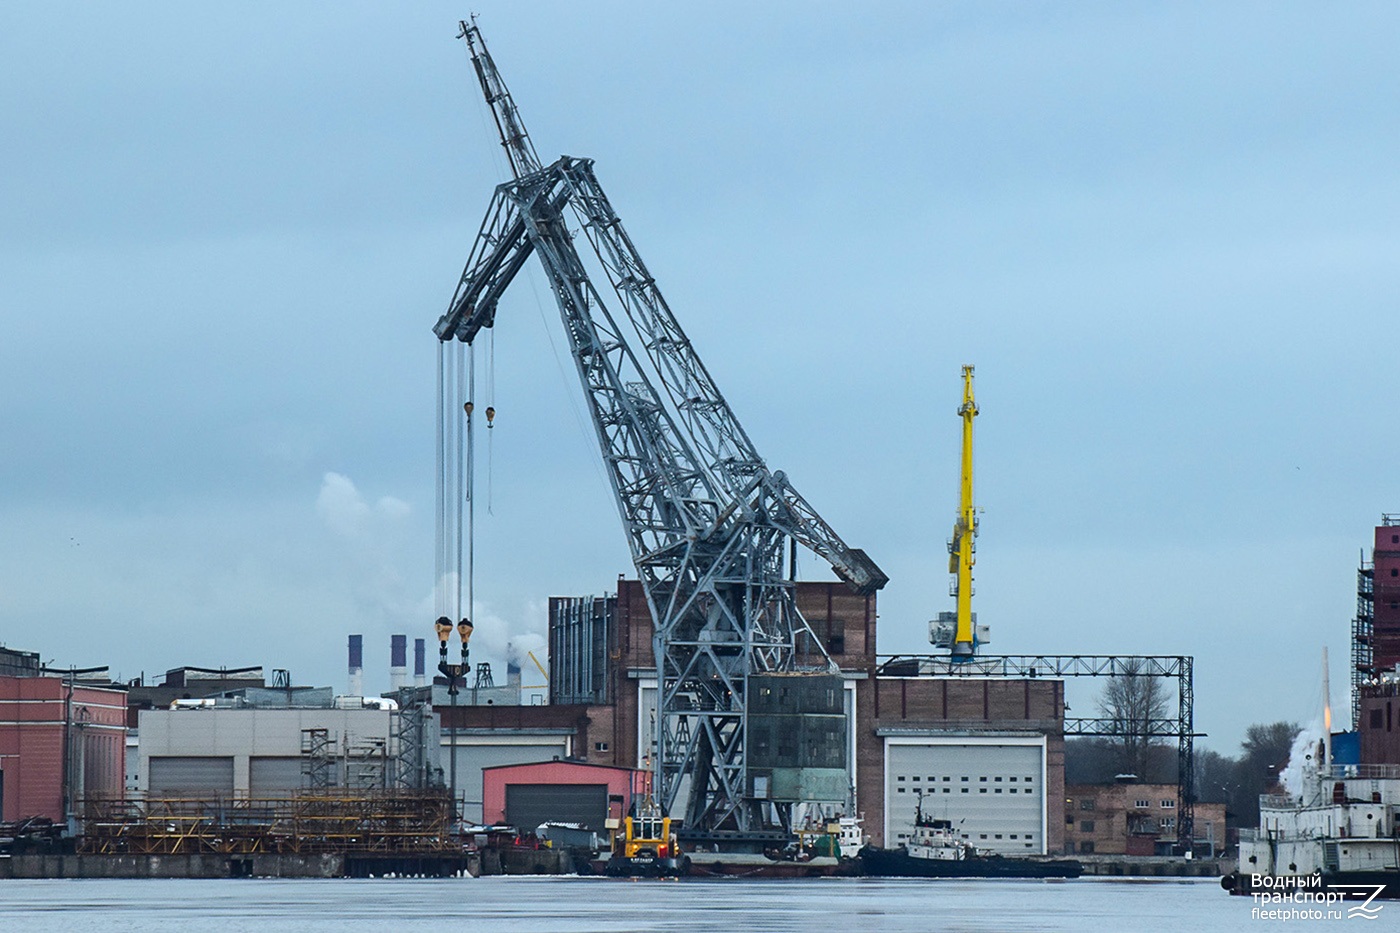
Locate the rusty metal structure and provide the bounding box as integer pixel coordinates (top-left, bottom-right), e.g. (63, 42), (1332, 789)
(76, 791), (454, 856)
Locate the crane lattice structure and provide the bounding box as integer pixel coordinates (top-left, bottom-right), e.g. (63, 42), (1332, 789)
(433, 21), (886, 838)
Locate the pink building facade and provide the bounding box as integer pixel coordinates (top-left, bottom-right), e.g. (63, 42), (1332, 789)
(0, 676), (127, 823)
(481, 759), (647, 831)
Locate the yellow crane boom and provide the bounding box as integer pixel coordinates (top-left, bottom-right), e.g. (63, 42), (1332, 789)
(949, 365), (978, 660)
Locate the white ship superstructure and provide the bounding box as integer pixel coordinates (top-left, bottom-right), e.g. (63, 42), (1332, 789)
(1239, 763), (1400, 880)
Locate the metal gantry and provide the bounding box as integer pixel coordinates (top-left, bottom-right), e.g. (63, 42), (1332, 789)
(434, 21), (885, 837)
(877, 654), (1197, 852)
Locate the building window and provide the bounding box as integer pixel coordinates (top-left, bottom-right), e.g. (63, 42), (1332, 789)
(961, 776), (969, 782)
(1009, 776), (1018, 782)
(980, 776), (988, 782)
(1392, 568), (1398, 577)
(995, 789), (1002, 794)
(1009, 788), (1017, 794)
(594, 741), (609, 752)
(1080, 841), (1095, 854)
(995, 776), (1002, 782)
(1080, 821), (1095, 832)
(961, 788), (969, 794)
(928, 776), (935, 782)
(994, 834), (1002, 839)
(897, 788), (906, 793)
(1135, 799), (1151, 809)
(897, 776), (905, 782)
(1163, 818), (1175, 830)
(979, 788), (987, 794)
(1079, 799), (1096, 811)
(1161, 799), (1175, 809)
(943, 776), (951, 782)
(943, 788), (950, 794)
(980, 834), (988, 840)
(1392, 534), (1398, 544)
(1025, 777), (1034, 782)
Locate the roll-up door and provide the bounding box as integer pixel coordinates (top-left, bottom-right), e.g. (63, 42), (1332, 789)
(505, 783), (608, 832)
(886, 742), (1044, 855)
(148, 756), (235, 797)
(249, 756), (304, 795)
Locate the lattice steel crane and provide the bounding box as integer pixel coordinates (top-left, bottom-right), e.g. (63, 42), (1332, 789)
(432, 20), (886, 840)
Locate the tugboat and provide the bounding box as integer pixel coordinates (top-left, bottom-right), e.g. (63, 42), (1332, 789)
(859, 795), (1081, 879)
(604, 798), (686, 877)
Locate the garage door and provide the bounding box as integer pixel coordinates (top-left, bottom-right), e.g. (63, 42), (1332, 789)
(887, 741), (1044, 855)
(148, 756), (235, 797)
(505, 783), (608, 833)
(249, 756), (304, 795)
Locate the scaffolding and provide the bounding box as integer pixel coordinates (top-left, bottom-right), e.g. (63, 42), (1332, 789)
(301, 728), (334, 791)
(391, 699), (436, 790)
(76, 790), (455, 856)
(1353, 558), (1374, 731)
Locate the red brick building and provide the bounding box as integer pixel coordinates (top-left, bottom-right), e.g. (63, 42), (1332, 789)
(1063, 780), (1225, 857)
(1370, 519), (1400, 675)
(0, 673), (127, 823)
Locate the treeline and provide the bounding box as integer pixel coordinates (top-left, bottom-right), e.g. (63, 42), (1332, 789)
(1065, 721), (1301, 827)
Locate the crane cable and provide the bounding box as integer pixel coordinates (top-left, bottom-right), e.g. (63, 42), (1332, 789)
(435, 342), (445, 620)
(487, 328), (496, 515)
(466, 343), (476, 632)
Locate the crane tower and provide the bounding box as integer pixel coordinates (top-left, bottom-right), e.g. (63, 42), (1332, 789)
(930, 366), (987, 660)
(432, 21), (887, 842)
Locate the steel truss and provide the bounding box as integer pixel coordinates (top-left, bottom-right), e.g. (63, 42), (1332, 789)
(435, 21), (885, 836)
(877, 654), (1197, 852)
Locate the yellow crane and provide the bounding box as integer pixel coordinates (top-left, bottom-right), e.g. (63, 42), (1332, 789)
(948, 365), (979, 660)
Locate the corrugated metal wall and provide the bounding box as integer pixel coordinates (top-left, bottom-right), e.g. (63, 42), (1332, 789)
(248, 756), (304, 795)
(148, 756), (234, 796)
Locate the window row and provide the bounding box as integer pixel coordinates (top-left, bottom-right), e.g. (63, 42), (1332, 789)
(897, 786), (1033, 794)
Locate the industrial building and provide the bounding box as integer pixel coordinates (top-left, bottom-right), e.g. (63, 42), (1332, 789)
(0, 646), (127, 825)
(481, 760), (645, 832)
(137, 704), (403, 797)
(436, 579), (1067, 853)
(1063, 780), (1225, 857)
(1355, 515), (1400, 728)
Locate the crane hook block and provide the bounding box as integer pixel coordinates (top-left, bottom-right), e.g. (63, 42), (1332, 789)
(485, 406), (496, 426)
(457, 618), (474, 645)
(434, 616), (453, 648)
(464, 401), (474, 415)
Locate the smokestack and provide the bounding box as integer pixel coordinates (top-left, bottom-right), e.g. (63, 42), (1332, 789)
(507, 660), (522, 691)
(348, 634), (363, 697)
(413, 638), (426, 687)
(390, 634), (407, 691)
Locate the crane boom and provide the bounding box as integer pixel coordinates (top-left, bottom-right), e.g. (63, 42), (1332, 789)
(434, 22), (887, 837)
(949, 365), (978, 660)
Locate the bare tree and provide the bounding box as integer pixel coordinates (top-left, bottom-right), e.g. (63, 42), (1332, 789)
(1096, 659), (1170, 779)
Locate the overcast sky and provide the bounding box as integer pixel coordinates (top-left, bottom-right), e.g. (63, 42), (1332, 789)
(2, 2), (1396, 753)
